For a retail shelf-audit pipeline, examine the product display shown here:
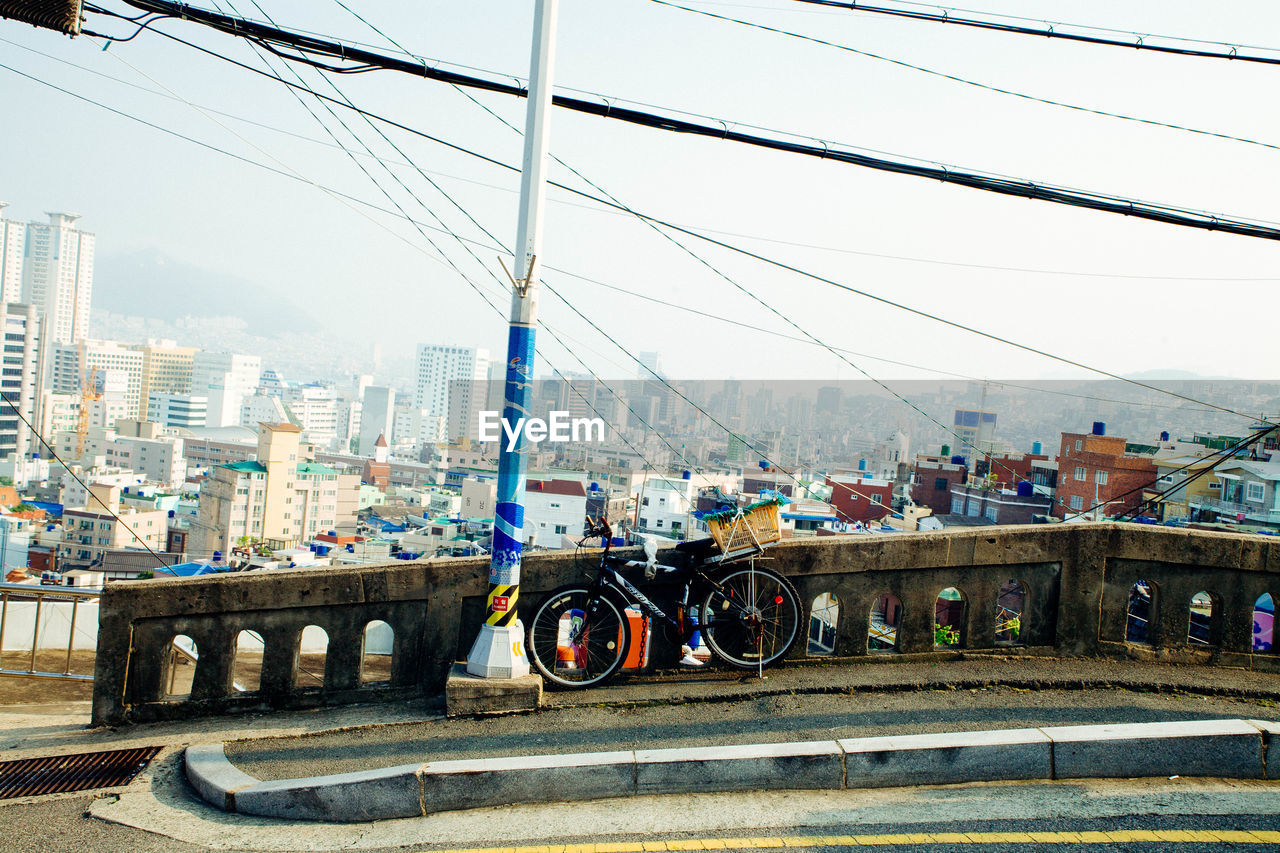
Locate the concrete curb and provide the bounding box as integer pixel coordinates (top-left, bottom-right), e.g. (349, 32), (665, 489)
(186, 718), (1275, 823)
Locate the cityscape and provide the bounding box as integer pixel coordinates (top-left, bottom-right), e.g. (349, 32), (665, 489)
(2, 0), (1280, 848)
(0, 202), (1276, 585)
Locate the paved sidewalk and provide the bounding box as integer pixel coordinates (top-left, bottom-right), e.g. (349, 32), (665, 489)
(219, 656), (1280, 782)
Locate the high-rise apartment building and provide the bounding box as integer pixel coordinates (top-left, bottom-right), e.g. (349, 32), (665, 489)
(414, 344), (488, 442)
(192, 351), (261, 427)
(21, 212), (93, 346)
(133, 339), (196, 419)
(0, 204), (25, 303)
(0, 302), (41, 460)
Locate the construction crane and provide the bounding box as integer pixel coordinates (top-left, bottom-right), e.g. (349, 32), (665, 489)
(75, 366), (100, 457)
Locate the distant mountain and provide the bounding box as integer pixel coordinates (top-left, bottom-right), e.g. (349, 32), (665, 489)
(1123, 369), (1242, 381)
(93, 250), (315, 335)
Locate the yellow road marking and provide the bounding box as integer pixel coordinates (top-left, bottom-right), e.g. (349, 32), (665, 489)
(432, 829), (1280, 852)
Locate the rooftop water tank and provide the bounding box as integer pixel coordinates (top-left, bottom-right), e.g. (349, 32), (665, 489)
(941, 445), (951, 458)
(1032, 441), (1043, 455)
(1092, 421), (1106, 436)
(212, 550), (222, 561)
(1160, 431), (1170, 442)
(858, 459), (866, 471)
(589, 481), (600, 491)
(950, 455), (965, 466)
(758, 460), (769, 470)
(682, 470), (691, 480)
(1016, 481), (1034, 497)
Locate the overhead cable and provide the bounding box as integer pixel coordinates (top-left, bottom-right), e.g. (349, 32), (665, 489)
(10, 49), (1264, 428)
(655, 0), (1280, 153)
(783, 0), (1280, 66)
(100, 0), (1280, 242)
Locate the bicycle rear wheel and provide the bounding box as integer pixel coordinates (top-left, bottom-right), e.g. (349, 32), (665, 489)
(527, 586), (630, 689)
(698, 565), (801, 669)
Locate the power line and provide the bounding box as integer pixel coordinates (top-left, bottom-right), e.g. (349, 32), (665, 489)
(655, 0), (1280, 153)
(19, 34), (1278, 287)
(10, 48), (1263, 430)
(100, 0), (1280, 242)
(784, 0), (1280, 67)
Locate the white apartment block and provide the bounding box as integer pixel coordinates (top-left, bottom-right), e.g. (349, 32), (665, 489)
(0, 302), (40, 461)
(49, 340), (145, 422)
(523, 479), (587, 547)
(21, 212), (93, 346)
(57, 483), (167, 569)
(392, 405), (445, 457)
(147, 392), (207, 429)
(61, 468), (144, 510)
(103, 429), (187, 491)
(414, 344), (488, 442)
(240, 392), (290, 428)
(284, 383), (339, 450)
(636, 475), (697, 539)
(192, 351), (261, 427)
(0, 204), (25, 303)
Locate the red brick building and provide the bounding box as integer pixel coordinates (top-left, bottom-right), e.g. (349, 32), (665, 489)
(827, 473), (893, 523)
(974, 451), (1049, 489)
(1054, 427), (1157, 520)
(911, 456), (968, 512)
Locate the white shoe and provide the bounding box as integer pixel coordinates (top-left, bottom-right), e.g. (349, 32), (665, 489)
(678, 645), (705, 667)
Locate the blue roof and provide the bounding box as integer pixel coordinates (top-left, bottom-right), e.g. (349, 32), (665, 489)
(25, 501), (63, 517)
(159, 562), (219, 577)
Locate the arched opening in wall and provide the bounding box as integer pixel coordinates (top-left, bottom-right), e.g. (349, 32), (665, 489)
(808, 593), (839, 656)
(361, 620), (394, 684)
(868, 593), (901, 652)
(165, 634), (198, 699)
(995, 580), (1025, 646)
(295, 626), (329, 689)
(233, 629), (263, 692)
(1188, 591), (1213, 647)
(1126, 581), (1153, 645)
(1254, 593), (1275, 653)
(934, 588), (965, 649)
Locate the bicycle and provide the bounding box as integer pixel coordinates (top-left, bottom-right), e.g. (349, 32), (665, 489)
(526, 517), (802, 689)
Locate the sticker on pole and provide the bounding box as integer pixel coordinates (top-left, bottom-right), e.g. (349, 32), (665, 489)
(492, 595), (510, 612)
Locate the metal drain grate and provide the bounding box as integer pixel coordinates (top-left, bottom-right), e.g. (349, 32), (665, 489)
(0, 746), (162, 798)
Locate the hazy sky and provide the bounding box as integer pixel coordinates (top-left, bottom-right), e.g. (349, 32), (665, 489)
(3, 0), (1279, 392)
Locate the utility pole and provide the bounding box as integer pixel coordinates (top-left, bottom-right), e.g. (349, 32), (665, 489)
(465, 0), (558, 679)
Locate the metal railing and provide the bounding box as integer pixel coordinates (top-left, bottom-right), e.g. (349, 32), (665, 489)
(1189, 495), (1280, 519)
(0, 582), (101, 682)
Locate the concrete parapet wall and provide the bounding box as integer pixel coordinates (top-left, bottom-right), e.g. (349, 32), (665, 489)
(92, 524), (1280, 725)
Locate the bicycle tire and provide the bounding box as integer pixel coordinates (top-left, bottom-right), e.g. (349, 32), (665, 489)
(527, 585), (630, 689)
(698, 565), (801, 669)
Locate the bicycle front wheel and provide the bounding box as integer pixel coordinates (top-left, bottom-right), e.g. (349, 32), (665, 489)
(527, 586), (630, 689)
(699, 566), (801, 669)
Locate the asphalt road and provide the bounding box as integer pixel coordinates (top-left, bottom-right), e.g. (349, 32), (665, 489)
(1, 656), (1278, 851)
(6, 775), (1279, 852)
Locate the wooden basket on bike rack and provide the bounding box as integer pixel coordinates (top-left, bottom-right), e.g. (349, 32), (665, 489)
(706, 498), (782, 560)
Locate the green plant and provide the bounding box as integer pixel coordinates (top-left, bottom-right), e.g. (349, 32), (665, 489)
(136, 571), (154, 579)
(934, 623), (961, 647)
